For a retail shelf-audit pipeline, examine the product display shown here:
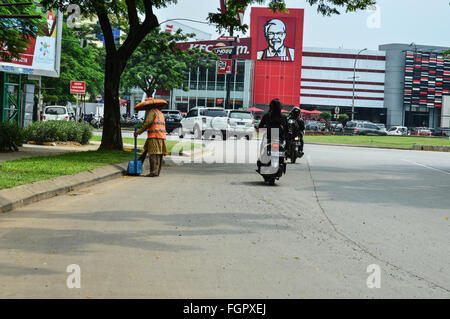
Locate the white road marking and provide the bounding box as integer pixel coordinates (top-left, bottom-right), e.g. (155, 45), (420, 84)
(402, 159), (450, 176)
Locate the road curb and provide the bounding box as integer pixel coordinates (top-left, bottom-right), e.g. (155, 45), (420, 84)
(0, 162), (128, 214)
(306, 142), (450, 152)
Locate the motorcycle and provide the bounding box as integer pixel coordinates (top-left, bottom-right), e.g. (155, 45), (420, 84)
(286, 118), (304, 164)
(256, 138), (286, 185)
(286, 134), (304, 164)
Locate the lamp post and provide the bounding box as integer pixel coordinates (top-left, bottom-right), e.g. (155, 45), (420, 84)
(351, 48), (367, 121)
(407, 42), (417, 128)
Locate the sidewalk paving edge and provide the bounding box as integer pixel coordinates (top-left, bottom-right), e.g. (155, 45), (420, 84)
(304, 142), (450, 152)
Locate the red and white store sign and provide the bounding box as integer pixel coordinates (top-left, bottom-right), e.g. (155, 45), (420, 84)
(216, 98), (224, 105)
(70, 81), (86, 94)
(217, 59), (232, 74)
(176, 38), (251, 60)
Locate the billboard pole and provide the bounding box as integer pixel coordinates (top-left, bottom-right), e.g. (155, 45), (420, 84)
(225, 26), (235, 110)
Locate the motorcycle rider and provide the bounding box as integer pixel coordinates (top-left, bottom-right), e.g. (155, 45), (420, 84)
(256, 98), (288, 172)
(286, 107), (305, 156)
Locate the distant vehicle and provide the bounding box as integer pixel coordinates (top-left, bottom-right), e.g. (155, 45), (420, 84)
(376, 123), (387, 133)
(432, 127), (450, 137)
(161, 109), (183, 133)
(387, 126), (408, 136)
(42, 106), (70, 121)
(305, 120), (319, 131)
(180, 107), (229, 139)
(410, 127), (432, 136)
(344, 121), (387, 136)
(226, 110), (254, 140)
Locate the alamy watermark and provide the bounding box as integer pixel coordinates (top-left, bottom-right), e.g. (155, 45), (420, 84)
(366, 4), (381, 29)
(366, 264), (381, 289)
(66, 264), (81, 288)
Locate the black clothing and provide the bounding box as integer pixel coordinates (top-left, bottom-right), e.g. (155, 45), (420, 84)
(258, 113), (288, 142)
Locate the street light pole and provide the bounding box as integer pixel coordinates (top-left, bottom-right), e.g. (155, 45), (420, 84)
(351, 48), (367, 121)
(407, 42), (417, 128)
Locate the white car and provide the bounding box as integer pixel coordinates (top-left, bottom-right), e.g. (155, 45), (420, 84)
(387, 126), (408, 136)
(42, 106), (70, 121)
(180, 107), (229, 139)
(226, 110), (254, 140)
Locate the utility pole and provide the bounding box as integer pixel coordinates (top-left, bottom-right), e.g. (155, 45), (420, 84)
(225, 26), (235, 110)
(351, 48), (367, 121)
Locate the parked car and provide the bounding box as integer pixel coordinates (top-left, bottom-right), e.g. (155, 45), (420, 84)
(431, 127), (450, 137)
(180, 107), (229, 139)
(387, 126), (408, 136)
(226, 110), (254, 140)
(410, 127), (432, 136)
(161, 109), (183, 133)
(376, 123), (387, 133)
(42, 106), (70, 121)
(344, 121), (387, 136)
(305, 120), (320, 131)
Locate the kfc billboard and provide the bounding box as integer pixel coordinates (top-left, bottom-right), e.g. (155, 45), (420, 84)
(256, 17), (297, 62)
(251, 7), (304, 105)
(176, 38), (252, 60)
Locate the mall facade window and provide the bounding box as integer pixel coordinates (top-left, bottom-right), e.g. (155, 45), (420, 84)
(170, 59), (254, 112)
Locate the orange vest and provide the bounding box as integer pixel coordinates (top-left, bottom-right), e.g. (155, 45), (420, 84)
(147, 109), (166, 139)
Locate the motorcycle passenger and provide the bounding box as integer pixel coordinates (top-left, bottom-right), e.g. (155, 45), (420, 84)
(286, 107), (305, 154)
(256, 98), (288, 171)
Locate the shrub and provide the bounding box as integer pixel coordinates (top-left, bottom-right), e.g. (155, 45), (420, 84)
(25, 120), (93, 145)
(0, 122), (26, 151)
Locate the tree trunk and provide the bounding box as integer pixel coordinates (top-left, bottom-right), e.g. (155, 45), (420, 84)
(99, 55), (124, 150)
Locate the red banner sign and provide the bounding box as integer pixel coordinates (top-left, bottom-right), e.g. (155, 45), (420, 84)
(217, 59), (232, 74)
(70, 81), (86, 94)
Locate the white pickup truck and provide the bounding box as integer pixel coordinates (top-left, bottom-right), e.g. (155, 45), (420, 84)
(180, 107), (229, 139)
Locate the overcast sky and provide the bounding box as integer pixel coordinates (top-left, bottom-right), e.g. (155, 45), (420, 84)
(154, 0), (450, 50)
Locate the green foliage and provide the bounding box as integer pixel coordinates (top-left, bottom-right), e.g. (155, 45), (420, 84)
(25, 121), (93, 144)
(444, 50), (450, 58)
(0, 0), (46, 61)
(208, 0), (376, 33)
(0, 122), (26, 151)
(319, 112), (332, 122)
(337, 114), (349, 123)
(121, 28), (218, 97)
(40, 23), (104, 105)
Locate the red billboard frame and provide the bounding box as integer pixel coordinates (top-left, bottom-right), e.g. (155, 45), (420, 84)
(251, 7), (304, 106)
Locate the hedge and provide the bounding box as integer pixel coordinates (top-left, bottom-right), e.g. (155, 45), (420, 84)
(25, 120), (93, 145)
(0, 122), (26, 151)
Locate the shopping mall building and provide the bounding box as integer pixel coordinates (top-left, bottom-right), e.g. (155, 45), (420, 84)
(156, 7), (450, 129)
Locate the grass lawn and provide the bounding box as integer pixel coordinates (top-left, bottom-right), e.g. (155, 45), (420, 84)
(90, 136), (203, 152)
(0, 150), (133, 190)
(304, 135), (450, 148)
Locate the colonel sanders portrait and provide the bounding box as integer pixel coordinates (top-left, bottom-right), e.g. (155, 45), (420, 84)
(257, 19), (295, 61)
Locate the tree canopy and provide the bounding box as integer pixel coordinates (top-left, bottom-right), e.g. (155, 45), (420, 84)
(121, 28), (218, 98)
(0, 0), (45, 61)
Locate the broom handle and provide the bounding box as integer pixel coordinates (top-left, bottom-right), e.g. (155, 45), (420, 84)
(134, 128), (137, 171)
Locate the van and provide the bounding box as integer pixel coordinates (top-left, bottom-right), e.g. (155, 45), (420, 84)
(43, 106), (70, 121)
(387, 126), (408, 136)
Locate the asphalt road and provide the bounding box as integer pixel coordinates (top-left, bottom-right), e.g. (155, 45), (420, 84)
(0, 144), (449, 298)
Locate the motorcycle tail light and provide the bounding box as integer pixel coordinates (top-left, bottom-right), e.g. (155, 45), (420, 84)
(271, 143), (279, 150)
(65, 115), (69, 120)
(43, 116), (46, 120)
(354, 128), (358, 132)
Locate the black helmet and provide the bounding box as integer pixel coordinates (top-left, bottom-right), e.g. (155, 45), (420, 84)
(290, 107), (301, 118)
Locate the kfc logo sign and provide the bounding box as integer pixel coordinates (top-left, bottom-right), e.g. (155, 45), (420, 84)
(178, 38), (251, 59)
